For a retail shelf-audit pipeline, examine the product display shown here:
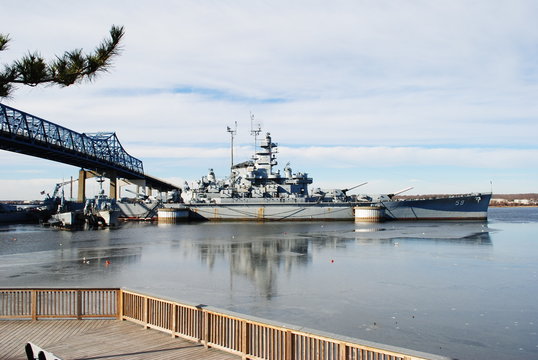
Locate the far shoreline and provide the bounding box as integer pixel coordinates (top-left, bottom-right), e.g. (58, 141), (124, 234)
(490, 205), (538, 208)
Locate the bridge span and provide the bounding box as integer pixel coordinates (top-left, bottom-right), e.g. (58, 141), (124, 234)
(0, 103), (179, 200)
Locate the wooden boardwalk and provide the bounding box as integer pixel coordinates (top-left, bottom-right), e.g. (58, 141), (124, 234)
(0, 319), (240, 360)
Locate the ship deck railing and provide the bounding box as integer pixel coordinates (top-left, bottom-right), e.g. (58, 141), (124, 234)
(0, 287), (450, 360)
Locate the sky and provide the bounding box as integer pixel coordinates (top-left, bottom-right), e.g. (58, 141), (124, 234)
(1, 0), (537, 200)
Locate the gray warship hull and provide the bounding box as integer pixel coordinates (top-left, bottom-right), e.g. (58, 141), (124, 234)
(382, 193), (491, 221)
(166, 193), (491, 221)
(116, 200), (161, 220)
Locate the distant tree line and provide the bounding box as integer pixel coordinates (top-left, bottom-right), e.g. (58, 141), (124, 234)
(491, 194), (538, 201)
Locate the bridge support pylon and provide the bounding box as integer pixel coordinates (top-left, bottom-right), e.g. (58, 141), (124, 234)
(108, 171), (118, 200)
(77, 169), (119, 202)
(78, 170), (88, 203)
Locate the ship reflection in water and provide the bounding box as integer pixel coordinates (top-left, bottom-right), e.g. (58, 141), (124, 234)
(154, 220), (494, 304)
(352, 221), (492, 243)
(197, 232), (312, 300)
(0, 208), (537, 360)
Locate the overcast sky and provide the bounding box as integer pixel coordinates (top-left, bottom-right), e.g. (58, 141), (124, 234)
(1, 0), (537, 200)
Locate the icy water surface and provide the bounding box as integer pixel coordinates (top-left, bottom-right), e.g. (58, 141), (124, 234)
(1, 207), (537, 360)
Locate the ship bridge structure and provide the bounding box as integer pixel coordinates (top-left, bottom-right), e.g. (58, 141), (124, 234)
(0, 103), (179, 200)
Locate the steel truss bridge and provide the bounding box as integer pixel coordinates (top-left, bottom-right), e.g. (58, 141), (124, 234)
(0, 103), (179, 195)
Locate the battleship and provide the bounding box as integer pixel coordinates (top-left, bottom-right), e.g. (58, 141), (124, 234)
(167, 130), (491, 221)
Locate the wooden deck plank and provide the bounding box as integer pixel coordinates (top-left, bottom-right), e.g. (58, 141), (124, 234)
(0, 319), (112, 358)
(0, 320), (240, 360)
(44, 319), (105, 347)
(51, 324), (218, 360)
(0, 321), (31, 352)
(0, 320), (69, 357)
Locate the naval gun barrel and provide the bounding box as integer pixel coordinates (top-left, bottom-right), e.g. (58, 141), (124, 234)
(342, 182), (368, 194)
(393, 186), (414, 196)
(387, 186), (414, 199)
(125, 188), (149, 200)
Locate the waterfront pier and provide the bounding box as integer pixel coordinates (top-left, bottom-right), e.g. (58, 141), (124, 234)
(1, 318), (238, 360)
(0, 288), (449, 360)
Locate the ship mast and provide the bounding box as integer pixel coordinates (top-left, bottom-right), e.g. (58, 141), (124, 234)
(250, 112), (261, 154)
(226, 121), (237, 175)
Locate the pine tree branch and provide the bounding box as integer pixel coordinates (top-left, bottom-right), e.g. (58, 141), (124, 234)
(0, 34), (10, 52)
(0, 25), (124, 98)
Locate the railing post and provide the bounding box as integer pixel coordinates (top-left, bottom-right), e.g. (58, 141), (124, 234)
(143, 296), (148, 329)
(171, 304), (177, 338)
(117, 289), (123, 320)
(339, 342), (347, 360)
(285, 330), (293, 360)
(31, 290), (37, 321)
(203, 310), (209, 349)
(196, 305), (205, 345)
(76, 290), (82, 320)
(241, 320), (248, 360)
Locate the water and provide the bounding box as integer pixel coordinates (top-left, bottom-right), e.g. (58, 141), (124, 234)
(1, 207), (537, 360)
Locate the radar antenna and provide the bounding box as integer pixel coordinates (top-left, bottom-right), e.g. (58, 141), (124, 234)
(227, 121), (237, 175)
(96, 176), (105, 194)
(250, 112), (262, 153)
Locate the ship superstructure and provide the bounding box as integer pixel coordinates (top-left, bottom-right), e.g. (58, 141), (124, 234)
(182, 132), (316, 204)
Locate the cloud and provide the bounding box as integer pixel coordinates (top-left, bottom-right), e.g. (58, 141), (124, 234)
(131, 144), (538, 169)
(1, 0), (537, 198)
(282, 146), (538, 169)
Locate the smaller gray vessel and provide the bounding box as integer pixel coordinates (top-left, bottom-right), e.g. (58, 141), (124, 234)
(46, 179), (120, 228)
(0, 203), (40, 224)
(170, 130), (491, 221)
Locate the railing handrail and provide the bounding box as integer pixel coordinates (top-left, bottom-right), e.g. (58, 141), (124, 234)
(0, 287), (121, 291)
(0, 288), (451, 360)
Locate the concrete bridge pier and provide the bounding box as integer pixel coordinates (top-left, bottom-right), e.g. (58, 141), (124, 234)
(109, 173), (117, 200)
(77, 169), (118, 202)
(77, 170), (87, 202)
(76, 171), (173, 203)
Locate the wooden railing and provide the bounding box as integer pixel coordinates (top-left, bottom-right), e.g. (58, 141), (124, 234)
(0, 288), (449, 360)
(0, 288), (119, 320)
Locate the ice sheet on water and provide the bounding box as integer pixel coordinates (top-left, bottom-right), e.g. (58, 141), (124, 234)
(351, 221), (492, 241)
